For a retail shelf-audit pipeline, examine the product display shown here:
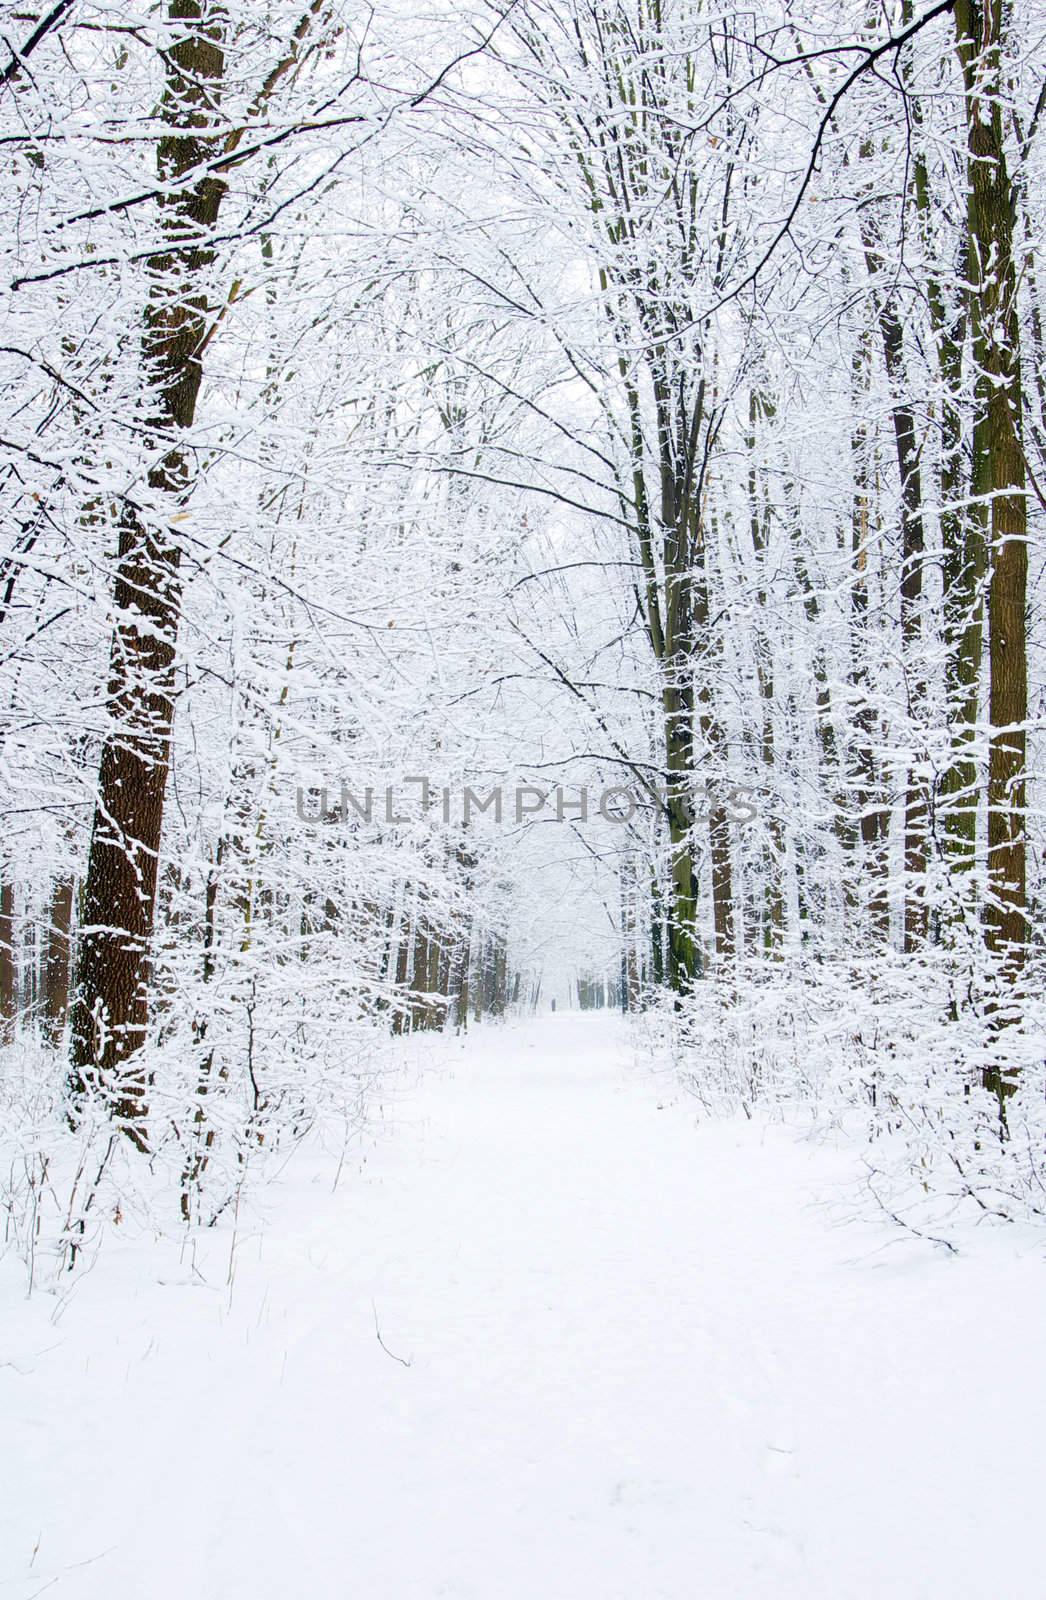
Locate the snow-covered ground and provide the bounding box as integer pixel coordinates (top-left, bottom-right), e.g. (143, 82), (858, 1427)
(3, 1014), (1043, 1599)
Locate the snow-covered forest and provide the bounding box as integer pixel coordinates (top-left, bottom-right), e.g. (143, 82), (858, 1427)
(2, 0), (1045, 1592)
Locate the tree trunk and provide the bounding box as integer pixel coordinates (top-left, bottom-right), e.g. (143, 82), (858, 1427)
(955, 0), (1028, 978)
(849, 338), (891, 944)
(0, 877), (16, 1043)
(908, 79), (979, 885)
(857, 217), (929, 949)
(69, 1), (227, 1145)
(747, 392), (785, 955)
(42, 877), (74, 1045)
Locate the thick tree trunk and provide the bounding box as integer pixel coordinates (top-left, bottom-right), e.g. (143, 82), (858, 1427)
(911, 123), (981, 882)
(69, 2), (227, 1144)
(955, 0), (1028, 976)
(660, 376), (726, 983)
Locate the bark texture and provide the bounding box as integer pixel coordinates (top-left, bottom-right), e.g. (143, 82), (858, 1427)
(69, 1), (227, 1142)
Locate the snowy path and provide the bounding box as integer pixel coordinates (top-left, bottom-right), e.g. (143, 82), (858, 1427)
(4, 1015), (1044, 1599)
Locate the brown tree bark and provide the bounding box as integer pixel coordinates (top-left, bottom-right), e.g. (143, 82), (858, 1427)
(69, 2), (228, 1144)
(907, 57), (980, 884)
(955, 0), (1028, 976)
(42, 877), (74, 1045)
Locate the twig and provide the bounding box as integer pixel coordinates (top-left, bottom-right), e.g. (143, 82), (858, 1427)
(864, 1170), (959, 1254)
(371, 1300), (411, 1367)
